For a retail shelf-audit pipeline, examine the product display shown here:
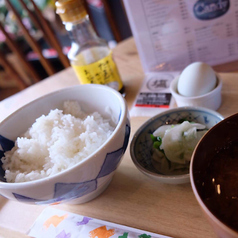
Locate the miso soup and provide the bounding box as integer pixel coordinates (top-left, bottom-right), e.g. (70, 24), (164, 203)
(195, 137), (238, 232)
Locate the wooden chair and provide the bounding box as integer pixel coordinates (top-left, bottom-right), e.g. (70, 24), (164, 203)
(0, 0), (70, 90)
(100, 0), (122, 42)
(83, 0), (125, 43)
(99, 0), (132, 43)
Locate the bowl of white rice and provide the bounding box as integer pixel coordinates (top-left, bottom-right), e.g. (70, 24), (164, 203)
(0, 84), (130, 205)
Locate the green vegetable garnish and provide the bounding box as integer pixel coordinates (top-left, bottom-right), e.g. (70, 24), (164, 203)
(150, 134), (157, 142)
(150, 135), (163, 149)
(153, 141), (161, 149)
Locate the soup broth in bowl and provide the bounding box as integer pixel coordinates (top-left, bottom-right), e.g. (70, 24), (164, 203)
(190, 113), (238, 237)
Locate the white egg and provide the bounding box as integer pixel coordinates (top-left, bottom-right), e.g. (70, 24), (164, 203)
(177, 62), (217, 97)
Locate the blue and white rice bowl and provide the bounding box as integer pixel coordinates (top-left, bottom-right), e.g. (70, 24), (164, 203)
(0, 84), (130, 205)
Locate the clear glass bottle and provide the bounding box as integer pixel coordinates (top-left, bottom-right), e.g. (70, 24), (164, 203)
(55, 0), (125, 95)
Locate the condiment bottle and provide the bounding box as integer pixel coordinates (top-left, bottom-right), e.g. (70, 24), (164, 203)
(55, 0), (125, 95)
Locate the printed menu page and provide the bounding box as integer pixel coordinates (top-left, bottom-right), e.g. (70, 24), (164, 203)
(123, 0), (238, 72)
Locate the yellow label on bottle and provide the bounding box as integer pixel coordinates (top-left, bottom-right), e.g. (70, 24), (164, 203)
(72, 52), (123, 91)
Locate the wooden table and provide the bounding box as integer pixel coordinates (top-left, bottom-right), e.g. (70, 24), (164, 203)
(0, 37), (238, 238)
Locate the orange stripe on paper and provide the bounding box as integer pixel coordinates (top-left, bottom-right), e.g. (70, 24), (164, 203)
(44, 214), (68, 229)
(89, 225), (115, 238)
(135, 104), (169, 108)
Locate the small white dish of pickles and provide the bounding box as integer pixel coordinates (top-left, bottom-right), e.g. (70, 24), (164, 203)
(130, 107), (224, 184)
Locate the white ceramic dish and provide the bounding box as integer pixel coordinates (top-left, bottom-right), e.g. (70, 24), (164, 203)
(130, 107), (224, 184)
(0, 84), (130, 205)
(170, 75), (222, 111)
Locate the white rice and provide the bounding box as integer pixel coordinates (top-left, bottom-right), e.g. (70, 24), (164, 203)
(1, 101), (115, 183)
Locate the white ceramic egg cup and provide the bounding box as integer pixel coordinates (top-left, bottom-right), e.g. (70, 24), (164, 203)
(170, 75), (222, 111)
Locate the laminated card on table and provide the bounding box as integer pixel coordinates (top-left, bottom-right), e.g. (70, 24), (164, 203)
(28, 207), (172, 238)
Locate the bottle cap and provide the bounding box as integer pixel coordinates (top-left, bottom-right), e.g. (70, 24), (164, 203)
(55, 0), (87, 23)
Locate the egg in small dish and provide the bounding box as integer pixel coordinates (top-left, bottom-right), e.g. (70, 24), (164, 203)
(170, 62), (222, 111)
(177, 62), (217, 97)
